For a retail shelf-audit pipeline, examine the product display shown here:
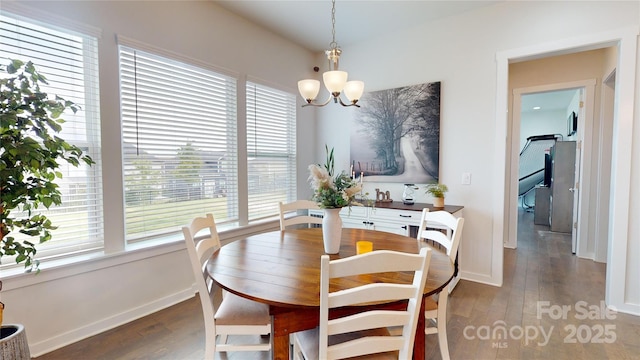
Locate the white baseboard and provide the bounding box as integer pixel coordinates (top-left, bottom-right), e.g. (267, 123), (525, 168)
(29, 287), (196, 357)
(610, 301), (640, 317)
(459, 270), (501, 287)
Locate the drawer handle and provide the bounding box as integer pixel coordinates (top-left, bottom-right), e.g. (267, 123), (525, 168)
(399, 214), (412, 218)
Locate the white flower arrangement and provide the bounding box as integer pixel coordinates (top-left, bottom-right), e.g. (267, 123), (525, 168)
(308, 146), (362, 209)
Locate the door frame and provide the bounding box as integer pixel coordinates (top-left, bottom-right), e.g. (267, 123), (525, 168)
(508, 81), (595, 256)
(594, 70), (616, 263)
(493, 26), (638, 314)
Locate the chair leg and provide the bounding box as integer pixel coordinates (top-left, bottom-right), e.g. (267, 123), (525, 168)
(437, 319), (450, 360)
(205, 343), (214, 360)
(204, 323), (215, 359)
(291, 333), (305, 360)
(436, 295), (450, 360)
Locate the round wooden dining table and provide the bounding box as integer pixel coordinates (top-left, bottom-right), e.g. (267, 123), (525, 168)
(206, 227), (455, 360)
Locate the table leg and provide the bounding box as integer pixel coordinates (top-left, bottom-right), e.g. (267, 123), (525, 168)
(270, 306), (321, 360)
(272, 332), (289, 360)
(414, 296), (426, 359)
(271, 311), (289, 360)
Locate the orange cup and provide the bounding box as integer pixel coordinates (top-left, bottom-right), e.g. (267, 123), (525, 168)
(356, 241), (373, 255)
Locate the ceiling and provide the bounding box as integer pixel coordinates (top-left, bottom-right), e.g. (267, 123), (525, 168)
(213, 1), (574, 112)
(213, 1), (501, 52)
(521, 89), (579, 114)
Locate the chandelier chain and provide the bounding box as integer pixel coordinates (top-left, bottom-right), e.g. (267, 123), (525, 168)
(330, 0), (337, 49)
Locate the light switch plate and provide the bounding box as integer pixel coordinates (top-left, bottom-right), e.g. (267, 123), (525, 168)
(462, 172), (471, 185)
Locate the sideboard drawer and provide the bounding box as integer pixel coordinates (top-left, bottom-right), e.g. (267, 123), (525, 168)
(369, 208), (421, 227)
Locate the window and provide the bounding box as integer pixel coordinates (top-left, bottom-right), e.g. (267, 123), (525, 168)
(119, 45), (238, 242)
(0, 12), (103, 259)
(246, 82), (297, 221)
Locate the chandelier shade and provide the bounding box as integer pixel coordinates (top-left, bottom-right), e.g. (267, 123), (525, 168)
(298, 79), (321, 102)
(298, 0), (364, 108)
(323, 70), (348, 94)
(343, 80), (364, 102)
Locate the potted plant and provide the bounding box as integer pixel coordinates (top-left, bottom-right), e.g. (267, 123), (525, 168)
(1, 59), (94, 356)
(425, 183), (448, 208)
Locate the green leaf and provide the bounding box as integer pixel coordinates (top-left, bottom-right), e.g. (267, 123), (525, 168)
(42, 197), (53, 208)
(7, 59), (23, 73)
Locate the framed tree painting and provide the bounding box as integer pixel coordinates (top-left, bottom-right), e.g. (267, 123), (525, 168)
(350, 81), (441, 183)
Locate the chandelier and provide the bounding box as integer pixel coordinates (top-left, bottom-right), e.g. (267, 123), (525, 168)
(298, 0), (364, 107)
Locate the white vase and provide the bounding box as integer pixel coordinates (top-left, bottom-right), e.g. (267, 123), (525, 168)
(322, 208), (343, 254)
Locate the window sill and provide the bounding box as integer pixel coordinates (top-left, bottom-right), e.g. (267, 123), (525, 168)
(1, 217), (281, 291)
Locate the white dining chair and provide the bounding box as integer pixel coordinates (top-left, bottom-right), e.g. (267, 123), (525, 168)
(182, 213), (271, 359)
(416, 209), (465, 360)
(279, 199), (322, 230)
(292, 247), (432, 360)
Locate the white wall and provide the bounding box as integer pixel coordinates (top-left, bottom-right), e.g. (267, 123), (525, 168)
(315, 0), (640, 308)
(520, 109), (567, 149)
(0, 0), (316, 356)
(566, 90), (581, 141)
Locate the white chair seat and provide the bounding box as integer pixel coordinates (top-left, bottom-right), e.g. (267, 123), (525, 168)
(215, 292), (271, 326)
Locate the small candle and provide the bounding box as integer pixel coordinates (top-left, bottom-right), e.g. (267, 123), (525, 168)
(360, 172), (364, 184)
(356, 241), (373, 254)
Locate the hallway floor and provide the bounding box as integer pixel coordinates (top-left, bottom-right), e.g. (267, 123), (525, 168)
(441, 208), (640, 359)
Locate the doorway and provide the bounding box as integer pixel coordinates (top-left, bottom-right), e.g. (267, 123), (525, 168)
(508, 80), (595, 256)
(494, 28), (638, 313)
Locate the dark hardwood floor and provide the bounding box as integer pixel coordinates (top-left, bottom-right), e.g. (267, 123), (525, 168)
(36, 209), (640, 359)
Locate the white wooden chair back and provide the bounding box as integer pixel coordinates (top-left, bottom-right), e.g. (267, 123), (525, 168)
(416, 209), (464, 360)
(318, 248), (432, 359)
(416, 209), (464, 263)
(279, 200), (322, 230)
(183, 213), (271, 358)
(183, 213), (221, 326)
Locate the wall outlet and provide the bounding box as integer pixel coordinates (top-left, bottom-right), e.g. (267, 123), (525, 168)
(462, 172), (471, 185)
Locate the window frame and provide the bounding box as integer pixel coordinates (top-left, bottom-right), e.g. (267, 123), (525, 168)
(0, 9), (104, 266)
(117, 37), (241, 244)
(246, 79), (298, 222)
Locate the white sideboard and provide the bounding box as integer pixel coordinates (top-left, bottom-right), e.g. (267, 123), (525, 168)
(311, 202), (463, 236)
(310, 201), (465, 291)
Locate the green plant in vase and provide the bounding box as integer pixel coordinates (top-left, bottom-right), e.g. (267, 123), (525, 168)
(425, 183), (448, 208)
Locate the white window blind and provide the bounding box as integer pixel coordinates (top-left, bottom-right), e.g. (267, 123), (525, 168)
(0, 12), (103, 258)
(119, 46), (238, 242)
(246, 82), (297, 221)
